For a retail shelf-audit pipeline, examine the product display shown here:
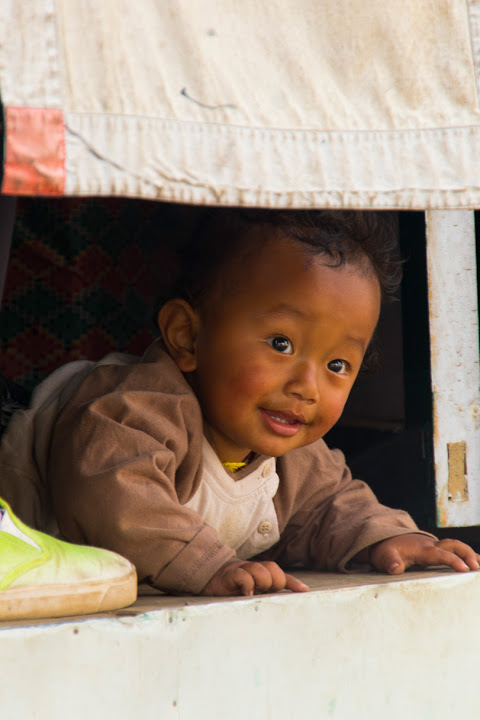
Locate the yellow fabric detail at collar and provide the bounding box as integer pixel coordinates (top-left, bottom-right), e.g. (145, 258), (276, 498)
(222, 461), (247, 473)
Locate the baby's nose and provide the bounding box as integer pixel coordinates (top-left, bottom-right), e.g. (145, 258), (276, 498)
(285, 362), (319, 403)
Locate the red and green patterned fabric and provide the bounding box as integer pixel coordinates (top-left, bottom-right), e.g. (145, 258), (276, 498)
(0, 197), (183, 391)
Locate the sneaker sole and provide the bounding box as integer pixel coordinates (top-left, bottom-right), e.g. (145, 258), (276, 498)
(0, 566), (137, 621)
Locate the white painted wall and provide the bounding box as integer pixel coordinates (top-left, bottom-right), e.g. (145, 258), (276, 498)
(2, 571), (480, 720)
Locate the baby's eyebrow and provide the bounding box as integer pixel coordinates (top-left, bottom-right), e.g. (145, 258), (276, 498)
(344, 335), (369, 353)
(257, 303), (306, 319)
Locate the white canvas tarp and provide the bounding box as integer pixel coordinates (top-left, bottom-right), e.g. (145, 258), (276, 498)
(1, 0), (480, 208)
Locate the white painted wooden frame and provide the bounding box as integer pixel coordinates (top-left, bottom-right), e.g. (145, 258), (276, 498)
(426, 210), (480, 527)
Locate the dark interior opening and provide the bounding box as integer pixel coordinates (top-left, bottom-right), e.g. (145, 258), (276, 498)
(1, 200), (479, 546)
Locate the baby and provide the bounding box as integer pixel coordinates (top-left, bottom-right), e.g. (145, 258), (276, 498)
(1, 208), (478, 595)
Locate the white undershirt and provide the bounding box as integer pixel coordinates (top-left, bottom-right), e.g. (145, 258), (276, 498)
(184, 438), (281, 559)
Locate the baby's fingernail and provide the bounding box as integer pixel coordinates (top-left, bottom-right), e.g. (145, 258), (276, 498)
(299, 583), (309, 590)
(389, 563), (401, 572)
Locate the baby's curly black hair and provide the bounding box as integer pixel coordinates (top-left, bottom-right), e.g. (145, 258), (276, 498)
(154, 208), (401, 317)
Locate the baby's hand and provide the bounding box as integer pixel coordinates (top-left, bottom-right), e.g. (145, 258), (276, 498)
(200, 559), (309, 597)
(370, 534), (480, 574)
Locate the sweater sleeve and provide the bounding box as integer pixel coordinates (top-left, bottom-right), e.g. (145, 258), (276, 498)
(48, 362), (235, 594)
(258, 440), (434, 571)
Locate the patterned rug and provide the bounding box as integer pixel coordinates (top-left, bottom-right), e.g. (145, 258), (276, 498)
(0, 197), (193, 391)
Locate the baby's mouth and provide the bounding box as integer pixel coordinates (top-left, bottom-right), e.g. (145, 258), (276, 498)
(263, 408), (306, 424)
(265, 411), (300, 425)
(260, 409), (306, 436)
(269, 413), (292, 425)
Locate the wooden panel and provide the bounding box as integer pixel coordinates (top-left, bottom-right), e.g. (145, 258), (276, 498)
(426, 210), (480, 526)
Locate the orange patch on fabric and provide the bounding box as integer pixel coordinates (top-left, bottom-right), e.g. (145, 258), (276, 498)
(2, 107), (65, 195)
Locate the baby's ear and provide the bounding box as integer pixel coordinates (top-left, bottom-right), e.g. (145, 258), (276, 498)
(157, 299), (200, 372)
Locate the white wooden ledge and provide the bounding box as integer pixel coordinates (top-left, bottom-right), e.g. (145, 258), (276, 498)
(2, 569), (480, 720)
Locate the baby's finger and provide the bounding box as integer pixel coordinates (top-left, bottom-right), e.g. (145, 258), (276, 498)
(255, 562), (309, 593)
(256, 561), (290, 592)
(434, 539), (480, 571)
(417, 546), (470, 572)
(284, 573), (309, 593)
(370, 544), (406, 575)
(241, 562), (277, 593)
(227, 567), (256, 596)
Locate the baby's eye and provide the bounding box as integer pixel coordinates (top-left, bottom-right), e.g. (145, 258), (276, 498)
(328, 359), (349, 374)
(267, 336), (294, 354)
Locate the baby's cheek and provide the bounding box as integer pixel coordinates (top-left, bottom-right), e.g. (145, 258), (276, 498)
(229, 365), (270, 399)
(323, 396), (348, 429)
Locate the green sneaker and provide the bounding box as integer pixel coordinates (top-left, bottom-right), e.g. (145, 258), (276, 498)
(0, 498), (137, 621)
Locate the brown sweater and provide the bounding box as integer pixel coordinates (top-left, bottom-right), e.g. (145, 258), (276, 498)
(0, 341), (424, 593)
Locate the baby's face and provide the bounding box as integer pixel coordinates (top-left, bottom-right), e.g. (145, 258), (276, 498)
(192, 231), (381, 462)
